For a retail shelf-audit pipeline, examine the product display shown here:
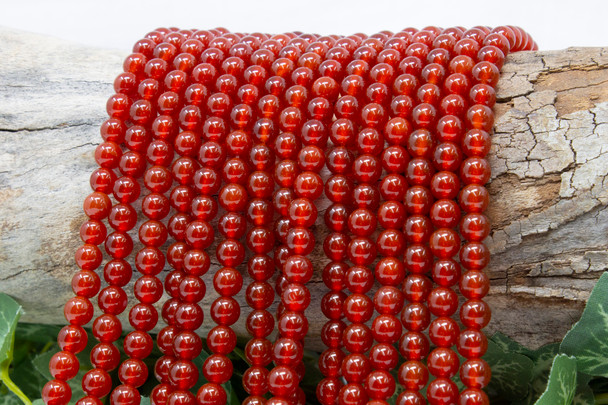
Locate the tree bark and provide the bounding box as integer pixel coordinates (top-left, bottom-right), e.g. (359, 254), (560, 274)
(1, 28), (607, 350)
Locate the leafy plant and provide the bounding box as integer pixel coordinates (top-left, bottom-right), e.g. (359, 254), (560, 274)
(0, 295), (30, 405)
(3, 272), (608, 404)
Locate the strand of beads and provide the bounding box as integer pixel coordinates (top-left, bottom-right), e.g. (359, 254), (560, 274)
(150, 30), (213, 405)
(107, 65), (170, 405)
(271, 40), (337, 405)
(237, 34), (281, 405)
(79, 89), (142, 405)
(316, 34), (364, 405)
(455, 26), (511, 405)
(267, 35), (328, 405)
(42, 169), (110, 404)
(340, 35), (394, 405)
(364, 34), (414, 404)
(398, 27), (443, 405)
(238, 36), (282, 405)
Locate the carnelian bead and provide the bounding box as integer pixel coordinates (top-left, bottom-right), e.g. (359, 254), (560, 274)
(243, 366), (269, 396)
(457, 329), (488, 359)
(460, 359), (491, 390)
(64, 296), (94, 325)
(401, 303), (430, 332)
(327, 148), (354, 174)
(42, 379), (72, 405)
(246, 312), (274, 340)
(399, 332), (430, 361)
(378, 201), (406, 230)
(98, 286), (128, 314)
(365, 370), (395, 400)
(110, 384), (141, 405)
(404, 244), (433, 274)
(319, 349), (344, 377)
(429, 228), (460, 259)
(403, 274), (432, 302)
(71, 269), (100, 298)
(95, 141), (122, 170)
(268, 366), (298, 397)
(460, 299), (491, 329)
(81, 369), (112, 398)
(459, 184), (489, 213)
(459, 388), (490, 405)
(49, 350), (79, 381)
(90, 168), (116, 194)
(404, 215), (432, 243)
(429, 316), (460, 348)
(430, 199), (461, 229)
(460, 241), (490, 269)
(460, 270), (490, 299)
(374, 258), (405, 287)
(197, 383), (227, 405)
(398, 361), (429, 391)
(343, 323), (373, 353)
(428, 348), (460, 380)
(378, 174), (406, 201)
(90, 343), (120, 370)
(119, 358), (148, 387)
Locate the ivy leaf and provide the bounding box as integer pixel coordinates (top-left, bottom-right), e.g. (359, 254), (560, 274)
(534, 355), (577, 405)
(13, 325), (61, 346)
(561, 272), (608, 377)
(525, 343), (561, 403)
(0, 392), (29, 405)
(491, 332), (536, 359)
(484, 338), (534, 401)
(0, 294), (30, 405)
(572, 373), (594, 405)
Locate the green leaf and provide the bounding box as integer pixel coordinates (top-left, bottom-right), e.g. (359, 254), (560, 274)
(491, 332), (536, 359)
(484, 338), (535, 401)
(561, 272), (608, 377)
(140, 397), (151, 405)
(0, 391), (29, 405)
(572, 375), (594, 405)
(0, 294), (30, 405)
(13, 325), (61, 346)
(10, 355), (47, 400)
(535, 355), (577, 405)
(525, 343), (561, 403)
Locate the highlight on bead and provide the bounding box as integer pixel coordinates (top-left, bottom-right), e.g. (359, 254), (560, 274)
(43, 24), (536, 405)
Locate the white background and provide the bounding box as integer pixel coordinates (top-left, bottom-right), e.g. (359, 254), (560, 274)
(1, 0), (607, 51)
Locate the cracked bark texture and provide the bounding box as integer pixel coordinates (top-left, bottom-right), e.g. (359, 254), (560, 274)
(1, 28), (607, 350)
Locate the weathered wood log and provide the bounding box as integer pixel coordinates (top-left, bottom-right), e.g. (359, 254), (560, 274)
(1, 28), (607, 351)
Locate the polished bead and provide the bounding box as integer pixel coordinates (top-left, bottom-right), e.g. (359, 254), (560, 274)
(427, 378), (459, 405)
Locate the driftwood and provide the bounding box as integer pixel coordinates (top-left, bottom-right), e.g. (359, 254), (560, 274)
(0, 28), (607, 351)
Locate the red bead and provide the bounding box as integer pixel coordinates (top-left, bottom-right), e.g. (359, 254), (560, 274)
(398, 360), (429, 391)
(110, 384), (141, 405)
(460, 299), (491, 329)
(42, 379), (71, 405)
(268, 366), (298, 397)
(203, 354), (233, 384)
(429, 317), (460, 347)
(64, 296), (94, 326)
(90, 343), (120, 371)
(338, 382), (368, 405)
(197, 383), (227, 405)
(82, 368), (112, 397)
(317, 377), (342, 405)
(427, 378), (459, 405)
